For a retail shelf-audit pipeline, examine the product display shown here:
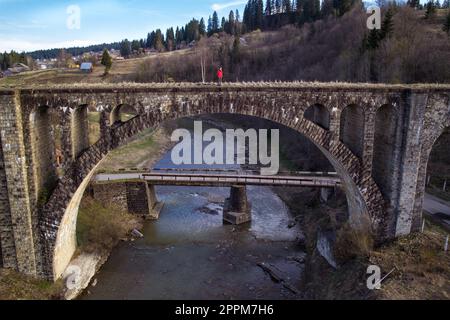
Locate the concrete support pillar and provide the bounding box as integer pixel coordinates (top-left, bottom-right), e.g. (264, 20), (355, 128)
(146, 184), (164, 220)
(223, 186), (252, 225)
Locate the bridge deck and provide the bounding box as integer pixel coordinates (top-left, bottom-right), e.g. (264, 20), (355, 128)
(94, 170), (341, 188)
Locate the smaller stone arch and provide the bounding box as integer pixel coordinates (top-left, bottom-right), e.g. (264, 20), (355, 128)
(304, 104), (330, 130)
(340, 104), (365, 158)
(110, 104), (139, 125)
(29, 105), (58, 200)
(372, 103), (400, 201)
(71, 105), (89, 159)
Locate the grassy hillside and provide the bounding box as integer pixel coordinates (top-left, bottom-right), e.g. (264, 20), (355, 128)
(0, 49), (190, 88)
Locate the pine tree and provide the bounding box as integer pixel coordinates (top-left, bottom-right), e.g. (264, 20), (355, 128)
(425, 0), (436, 19)
(256, 0), (264, 29)
(228, 11), (236, 34)
(131, 39), (141, 52)
(147, 32), (155, 49)
(380, 8), (394, 40)
(282, 0), (292, 13)
(321, 0), (335, 17)
(221, 17), (227, 31)
(275, 0), (282, 14)
(100, 49), (112, 74)
(207, 16), (213, 35)
(199, 18), (206, 36)
(407, 0), (420, 8)
(443, 0), (450, 8)
(231, 36), (241, 74)
(294, 0), (303, 17)
(212, 11), (220, 32)
(444, 10), (450, 34)
(303, 0), (319, 21)
(120, 39), (131, 58)
(154, 29), (165, 52)
(339, 0), (353, 16)
(366, 29), (380, 50)
(265, 0), (273, 15)
(166, 28), (175, 51)
(175, 27), (182, 46)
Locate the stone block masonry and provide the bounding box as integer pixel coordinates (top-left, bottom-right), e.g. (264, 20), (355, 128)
(0, 92), (36, 275)
(0, 83), (448, 280)
(92, 181), (161, 218)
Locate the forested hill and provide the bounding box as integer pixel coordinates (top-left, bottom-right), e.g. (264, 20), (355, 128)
(130, 4), (450, 84)
(24, 0), (442, 60)
(28, 43), (122, 60)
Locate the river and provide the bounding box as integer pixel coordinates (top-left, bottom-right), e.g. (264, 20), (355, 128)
(81, 124), (306, 300)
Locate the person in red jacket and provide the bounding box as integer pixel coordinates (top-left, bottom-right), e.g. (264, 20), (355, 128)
(217, 67), (223, 85)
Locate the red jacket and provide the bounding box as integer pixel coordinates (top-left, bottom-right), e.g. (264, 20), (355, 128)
(217, 69), (223, 79)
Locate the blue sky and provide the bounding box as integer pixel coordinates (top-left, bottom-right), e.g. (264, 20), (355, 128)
(0, 0), (247, 52)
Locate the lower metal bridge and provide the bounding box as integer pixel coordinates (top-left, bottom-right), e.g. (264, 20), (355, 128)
(94, 168), (341, 188)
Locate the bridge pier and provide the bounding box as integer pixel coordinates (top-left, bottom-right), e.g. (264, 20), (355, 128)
(146, 184), (164, 220)
(223, 186), (252, 225)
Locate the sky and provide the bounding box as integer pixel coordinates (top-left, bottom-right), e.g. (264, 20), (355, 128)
(0, 0), (248, 52)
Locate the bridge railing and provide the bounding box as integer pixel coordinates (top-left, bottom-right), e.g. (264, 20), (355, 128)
(140, 172), (341, 187)
(107, 167), (339, 177)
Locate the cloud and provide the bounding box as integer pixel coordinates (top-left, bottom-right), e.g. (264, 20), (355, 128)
(211, 1), (247, 11)
(0, 39), (102, 53)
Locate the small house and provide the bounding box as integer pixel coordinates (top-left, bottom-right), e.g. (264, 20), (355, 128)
(7, 63), (31, 74)
(80, 62), (93, 73)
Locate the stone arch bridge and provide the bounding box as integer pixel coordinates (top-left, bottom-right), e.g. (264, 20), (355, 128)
(0, 82), (448, 280)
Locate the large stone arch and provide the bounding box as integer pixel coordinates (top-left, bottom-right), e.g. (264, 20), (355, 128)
(39, 91), (387, 280)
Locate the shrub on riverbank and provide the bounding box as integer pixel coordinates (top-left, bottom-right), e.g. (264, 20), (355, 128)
(334, 219), (374, 263)
(77, 197), (141, 253)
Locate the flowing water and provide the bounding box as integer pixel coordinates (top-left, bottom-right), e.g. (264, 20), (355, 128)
(81, 125), (306, 300)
